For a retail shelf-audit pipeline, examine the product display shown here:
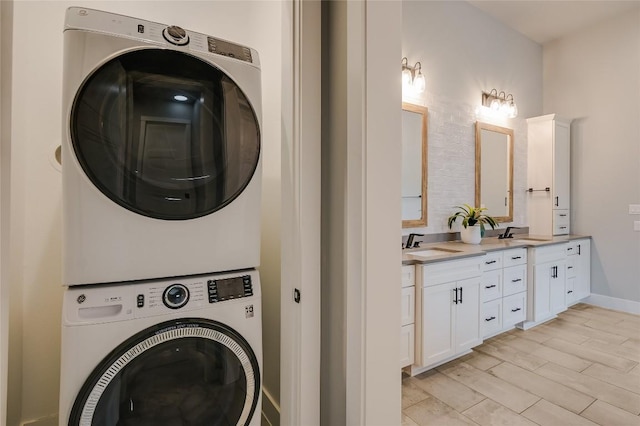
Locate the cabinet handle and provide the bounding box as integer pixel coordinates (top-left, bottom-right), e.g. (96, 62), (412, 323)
(555, 196), (559, 206)
(459, 287), (463, 304)
(485, 316), (496, 322)
(511, 307), (522, 312)
(453, 287), (458, 304)
(560, 226), (567, 230)
(567, 290), (573, 294)
(511, 256), (522, 260)
(568, 266), (573, 270)
(485, 284), (497, 289)
(578, 244), (581, 255)
(486, 260), (497, 265)
(551, 266), (558, 279)
(511, 278), (522, 283)
(567, 247), (573, 251)
(559, 214), (567, 217)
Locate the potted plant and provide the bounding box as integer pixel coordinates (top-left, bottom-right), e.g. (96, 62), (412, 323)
(447, 204), (498, 244)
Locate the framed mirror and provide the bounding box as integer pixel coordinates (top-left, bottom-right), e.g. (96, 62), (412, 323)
(402, 103), (428, 228)
(475, 122), (513, 222)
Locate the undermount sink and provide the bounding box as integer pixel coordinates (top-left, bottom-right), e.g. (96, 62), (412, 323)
(406, 247), (462, 258)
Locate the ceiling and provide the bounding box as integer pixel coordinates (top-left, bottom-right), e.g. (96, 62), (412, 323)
(467, 0), (640, 44)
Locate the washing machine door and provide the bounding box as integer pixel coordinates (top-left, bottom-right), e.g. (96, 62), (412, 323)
(71, 49), (260, 220)
(69, 319), (260, 426)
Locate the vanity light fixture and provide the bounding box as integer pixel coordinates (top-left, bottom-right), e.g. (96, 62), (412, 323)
(402, 57), (425, 93)
(482, 89), (518, 118)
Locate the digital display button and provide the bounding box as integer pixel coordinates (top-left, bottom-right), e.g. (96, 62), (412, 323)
(136, 294), (144, 308)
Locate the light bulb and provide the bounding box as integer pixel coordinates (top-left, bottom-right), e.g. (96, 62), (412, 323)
(402, 69), (412, 88)
(413, 72), (425, 93)
(174, 95), (188, 102)
(500, 100), (511, 115)
(490, 99), (501, 112)
(509, 102), (518, 118)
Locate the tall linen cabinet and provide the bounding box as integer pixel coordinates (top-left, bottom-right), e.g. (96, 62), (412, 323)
(527, 114), (572, 236)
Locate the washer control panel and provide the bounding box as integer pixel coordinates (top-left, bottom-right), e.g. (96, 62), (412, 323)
(207, 275), (253, 303)
(64, 270), (259, 325)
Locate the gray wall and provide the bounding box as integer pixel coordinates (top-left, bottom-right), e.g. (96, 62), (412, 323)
(543, 8), (640, 303)
(402, 1), (543, 235)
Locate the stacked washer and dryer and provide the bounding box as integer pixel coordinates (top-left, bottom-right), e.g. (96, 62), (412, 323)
(59, 7), (263, 425)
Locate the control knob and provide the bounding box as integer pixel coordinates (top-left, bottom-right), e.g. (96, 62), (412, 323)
(163, 25), (189, 46)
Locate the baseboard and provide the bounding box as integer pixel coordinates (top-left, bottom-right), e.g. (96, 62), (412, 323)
(584, 293), (640, 315)
(262, 387), (280, 426)
(21, 414), (57, 426)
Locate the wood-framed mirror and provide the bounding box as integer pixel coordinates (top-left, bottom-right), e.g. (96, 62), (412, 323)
(475, 121), (513, 222)
(402, 103), (428, 228)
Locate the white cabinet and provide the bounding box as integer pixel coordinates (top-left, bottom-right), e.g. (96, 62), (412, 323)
(481, 248), (527, 338)
(566, 239), (591, 304)
(415, 257), (483, 370)
(400, 265), (415, 368)
(522, 243), (568, 328)
(527, 114), (572, 236)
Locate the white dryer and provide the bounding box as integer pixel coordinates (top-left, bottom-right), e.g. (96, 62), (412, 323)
(59, 270), (262, 425)
(62, 7), (262, 286)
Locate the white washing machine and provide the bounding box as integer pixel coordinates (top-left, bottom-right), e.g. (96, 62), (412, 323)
(62, 7), (262, 286)
(59, 269), (262, 425)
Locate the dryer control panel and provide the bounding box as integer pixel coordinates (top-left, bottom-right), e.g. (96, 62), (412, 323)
(207, 275), (253, 303)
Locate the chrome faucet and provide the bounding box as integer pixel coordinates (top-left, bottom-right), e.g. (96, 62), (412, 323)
(404, 233), (425, 249)
(498, 227), (520, 239)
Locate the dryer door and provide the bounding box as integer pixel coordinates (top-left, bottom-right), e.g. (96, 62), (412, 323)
(71, 49), (260, 220)
(69, 319), (260, 426)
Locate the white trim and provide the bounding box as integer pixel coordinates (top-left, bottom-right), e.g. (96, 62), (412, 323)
(584, 294), (640, 315)
(280, 0), (321, 424)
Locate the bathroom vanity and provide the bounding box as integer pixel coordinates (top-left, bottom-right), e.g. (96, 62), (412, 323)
(401, 235), (591, 375)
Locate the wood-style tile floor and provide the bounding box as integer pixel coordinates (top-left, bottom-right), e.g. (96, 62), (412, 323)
(402, 304), (640, 426)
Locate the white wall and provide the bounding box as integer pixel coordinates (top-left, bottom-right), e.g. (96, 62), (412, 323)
(543, 8), (640, 303)
(7, 1), (282, 423)
(402, 1), (543, 235)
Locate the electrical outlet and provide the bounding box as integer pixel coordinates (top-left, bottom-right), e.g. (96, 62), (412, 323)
(629, 204), (640, 215)
(635, 221), (640, 232)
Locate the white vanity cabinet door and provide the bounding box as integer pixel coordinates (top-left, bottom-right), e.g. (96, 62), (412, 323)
(553, 124), (570, 211)
(401, 286), (415, 326)
(532, 262), (553, 322)
(421, 282), (457, 365)
(550, 260), (567, 315)
(454, 277), (482, 353)
(400, 325), (415, 368)
(402, 265), (416, 288)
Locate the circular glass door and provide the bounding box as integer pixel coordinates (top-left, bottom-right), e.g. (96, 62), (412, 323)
(71, 49), (260, 220)
(69, 318), (260, 426)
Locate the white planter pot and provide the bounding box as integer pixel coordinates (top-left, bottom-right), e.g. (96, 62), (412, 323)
(460, 225), (481, 244)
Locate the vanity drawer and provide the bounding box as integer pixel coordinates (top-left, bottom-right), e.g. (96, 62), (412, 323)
(400, 324), (415, 368)
(401, 286), (415, 326)
(503, 292), (526, 327)
(481, 269), (502, 302)
(401, 265), (415, 288)
(502, 248), (527, 268)
(482, 252), (503, 271)
(503, 265), (527, 296)
(482, 298), (503, 337)
(553, 210), (570, 235)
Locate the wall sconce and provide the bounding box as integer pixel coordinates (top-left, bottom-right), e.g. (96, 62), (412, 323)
(482, 89), (518, 118)
(402, 57), (425, 93)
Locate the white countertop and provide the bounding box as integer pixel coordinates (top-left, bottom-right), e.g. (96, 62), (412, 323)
(402, 234), (591, 265)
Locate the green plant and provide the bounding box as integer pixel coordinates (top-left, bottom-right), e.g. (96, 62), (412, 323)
(447, 204), (498, 233)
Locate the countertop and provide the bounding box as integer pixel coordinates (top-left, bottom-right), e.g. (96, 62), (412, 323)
(402, 234), (591, 265)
